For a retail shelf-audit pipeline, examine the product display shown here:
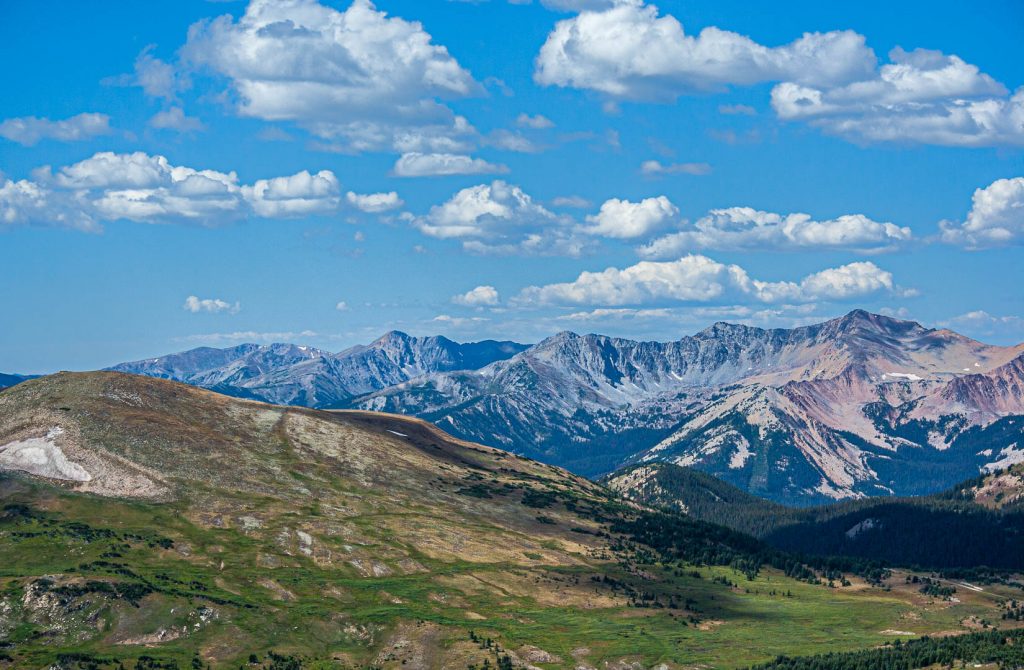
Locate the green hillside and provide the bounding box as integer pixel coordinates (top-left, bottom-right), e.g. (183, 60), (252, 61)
(606, 462), (1024, 573)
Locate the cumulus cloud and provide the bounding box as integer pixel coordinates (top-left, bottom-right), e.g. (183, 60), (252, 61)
(771, 47), (1024, 147)
(640, 160), (712, 176)
(638, 206), (911, 257)
(413, 180), (588, 255)
(940, 177), (1024, 248)
(242, 170), (341, 217)
(149, 107), (205, 132)
(534, 3), (1022, 147)
(0, 178), (99, 232)
(452, 285), (500, 307)
(183, 0), (480, 152)
(0, 113), (111, 146)
(583, 196), (678, 238)
(535, 3), (874, 99)
(336, 301), (350, 311)
(133, 47), (183, 100)
(513, 254), (900, 307)
(346, 190), (403, 213)
(0, 151), (342, 230)
(392, 152), (508, 177)
(184, 295), (240, 314)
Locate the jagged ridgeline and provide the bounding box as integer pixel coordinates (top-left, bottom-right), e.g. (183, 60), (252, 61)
(105, 311), (1024, 505)
(4, 372), (1024, 669)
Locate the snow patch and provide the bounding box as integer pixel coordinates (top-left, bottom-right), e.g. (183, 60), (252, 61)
(883, 372), (924, 382)
(386, 430), (408, 438)
(728, 436), (752, 470)
(0, 427), (92, 482)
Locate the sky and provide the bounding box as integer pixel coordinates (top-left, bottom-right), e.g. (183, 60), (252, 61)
(1, 0), (1023, 373)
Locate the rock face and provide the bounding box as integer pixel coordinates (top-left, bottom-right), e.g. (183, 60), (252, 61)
(107, 311), (1024, 504)
(108, 332), (528, 408)
(353, 310), (1024, 503)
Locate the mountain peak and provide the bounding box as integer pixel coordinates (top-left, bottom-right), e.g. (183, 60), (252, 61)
(695, 321), (766, 339)
(828, 309), (924, 336)
(372, 330), (413, 345)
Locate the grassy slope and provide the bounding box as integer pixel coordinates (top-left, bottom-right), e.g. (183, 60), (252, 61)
(0, 373), (1020, 670)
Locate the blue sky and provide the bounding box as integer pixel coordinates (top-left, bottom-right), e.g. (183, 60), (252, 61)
(2, 0), (1023, 373)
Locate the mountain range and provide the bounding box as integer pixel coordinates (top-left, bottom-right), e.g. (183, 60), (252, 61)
(108, 310), (1024, 504)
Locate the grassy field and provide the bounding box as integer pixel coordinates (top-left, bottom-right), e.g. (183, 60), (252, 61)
(3, 476), (1020, 670)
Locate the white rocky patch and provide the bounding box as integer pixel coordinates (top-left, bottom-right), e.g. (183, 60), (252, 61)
(0, 427), (91, 482)
(983, 443), (1024, 473)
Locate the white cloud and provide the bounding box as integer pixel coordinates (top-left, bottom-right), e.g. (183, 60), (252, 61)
(242, 170), (341, 218)
(336, 301), (350, 311)
(0, 113), (111, 146)
(513, 254), (900, 307)
(535, 3), (874, 99)
(392, 152), (508, 177)
(346, 190), (404, 213)
(0, 151), (343, 230)
(533, 4), (1022, 147)
(771, 47), (1024, 147)
(452, 285), (500, 307)
(149, 107), (205, 132)
(184, 295), (240, 314)
(515, 113), (555, 129)
(640, 160), (712, 176)
(0, 178), (99, 232)
(940, 177), (1024, 248)
(583, 196), (677, 238)
(413, 180), (588, 256)
(133, 47), (182, 99)
(184, 0), (479, 152)
(638, 206), (911, 257)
